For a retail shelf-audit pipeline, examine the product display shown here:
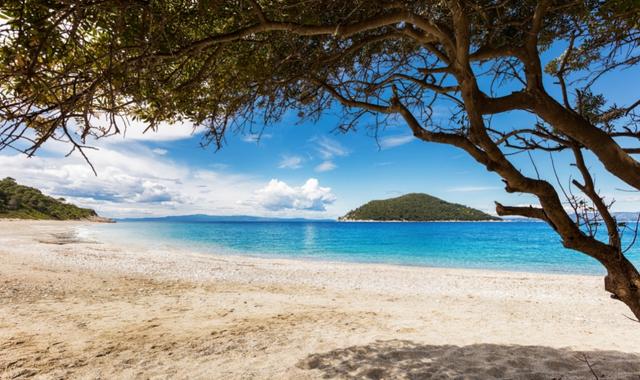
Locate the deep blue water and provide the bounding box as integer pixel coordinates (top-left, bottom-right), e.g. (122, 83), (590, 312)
(85, 221), (640, 275)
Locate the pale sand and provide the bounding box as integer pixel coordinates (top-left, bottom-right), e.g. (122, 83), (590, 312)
(1, 221), (639, 379)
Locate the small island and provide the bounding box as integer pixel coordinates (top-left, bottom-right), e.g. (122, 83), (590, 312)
(339, 193), (500, 222)
(0, 177), (112, 222)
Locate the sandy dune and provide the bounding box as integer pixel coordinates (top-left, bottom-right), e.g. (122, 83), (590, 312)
(1, 220), (639, 379)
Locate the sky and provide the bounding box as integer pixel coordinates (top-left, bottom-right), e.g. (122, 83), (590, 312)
(1, 45), (639, 219)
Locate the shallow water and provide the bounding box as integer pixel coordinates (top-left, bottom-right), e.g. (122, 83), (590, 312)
(85, 221), (640, 275)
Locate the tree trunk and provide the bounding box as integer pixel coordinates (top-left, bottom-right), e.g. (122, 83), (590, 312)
(602, 255), (640, 321)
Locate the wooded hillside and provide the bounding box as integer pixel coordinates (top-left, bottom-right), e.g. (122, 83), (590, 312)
(340, 193), (500, 221)
(0, 177), (98, 220)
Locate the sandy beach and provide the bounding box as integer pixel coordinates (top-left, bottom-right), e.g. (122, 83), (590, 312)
(1, 220), (639, 379)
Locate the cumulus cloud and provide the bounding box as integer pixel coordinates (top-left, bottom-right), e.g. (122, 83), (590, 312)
(315, 161), (336, 172)
(379, 134), (414, 149)
(0, 125), (351, 218)
(134, 182), (175, 203)
(0, 139), (261, 218)
(278, 155), (303, 169)
(248, 178), (336, 211)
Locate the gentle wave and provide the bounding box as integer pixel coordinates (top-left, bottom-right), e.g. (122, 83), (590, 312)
(85, 221), (640, 276)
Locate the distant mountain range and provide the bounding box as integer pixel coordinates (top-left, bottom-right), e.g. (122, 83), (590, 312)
(339, 193), (500, 222)
(79, 211), (640, 224)
(610, 212), (640, 222)
(117, 214), (335, 223)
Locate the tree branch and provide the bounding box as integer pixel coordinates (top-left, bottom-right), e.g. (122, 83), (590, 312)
(495, 202), (547, 221)
(571, 145), (621, 250)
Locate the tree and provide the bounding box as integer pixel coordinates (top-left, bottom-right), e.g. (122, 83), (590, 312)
(7, 196), (19, 211)
(0, 0), (639, 318)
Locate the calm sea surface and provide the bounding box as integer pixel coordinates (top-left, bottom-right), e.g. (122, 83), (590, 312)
(84, 221), (640, 275)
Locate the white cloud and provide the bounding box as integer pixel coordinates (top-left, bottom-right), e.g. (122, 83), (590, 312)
(604, 193), (640, 205)
(242, 133), (272, 143)
(0, 135), (346, 218)
(449, 186), (501, 192)
(313, 136), (349, 159)
(134, 181), (174, 203)
(247, 178), (336, 211)
(152, 148), (168, 155)
(278, 155), (303, 169)
(0, 139), (262, 218)
(87, 114), (205, 142)
(379, 134), (414, 149)
(315, 161), (336, 172)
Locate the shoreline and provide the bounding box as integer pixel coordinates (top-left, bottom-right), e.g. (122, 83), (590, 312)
(103, 237), (607, 279)
(84, 220), (604, 277)
(336, 218), (507, 222)
(53, 221), (610, 292)
(1, 220), (640, 379)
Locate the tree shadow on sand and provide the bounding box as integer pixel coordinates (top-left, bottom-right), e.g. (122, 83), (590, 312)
(297, 340), (640, 379)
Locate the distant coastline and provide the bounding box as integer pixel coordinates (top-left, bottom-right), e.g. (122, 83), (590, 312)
(337, 219), (507, 223)
(116, 214), (334, 223)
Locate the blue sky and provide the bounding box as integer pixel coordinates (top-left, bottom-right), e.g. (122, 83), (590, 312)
(1, 44), (639, 218)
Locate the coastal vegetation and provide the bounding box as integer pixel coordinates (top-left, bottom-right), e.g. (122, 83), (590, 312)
(1, 1), (640, 318)
(341, 193), (499, 221)
(0, 177), (97, 220)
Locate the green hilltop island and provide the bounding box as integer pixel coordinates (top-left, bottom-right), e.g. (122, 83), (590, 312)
(0, 177), (112, 222)
(339, 193), (501, 222)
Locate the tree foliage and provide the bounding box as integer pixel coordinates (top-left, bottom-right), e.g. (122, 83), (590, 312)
(0, 177), (97, 220)
(1, 0), (640, 318)
(341, 193), (500, 221)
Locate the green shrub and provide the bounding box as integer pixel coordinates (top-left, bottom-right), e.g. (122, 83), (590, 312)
(0, 177), (97, 220)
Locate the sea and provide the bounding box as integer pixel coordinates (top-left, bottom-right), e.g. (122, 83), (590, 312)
(84, 220), (640, 276)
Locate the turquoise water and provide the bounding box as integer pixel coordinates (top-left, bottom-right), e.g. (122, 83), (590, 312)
(86, 221), (640, 275)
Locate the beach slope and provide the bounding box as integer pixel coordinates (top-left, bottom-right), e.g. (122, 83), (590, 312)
(1, 221), (639, 379)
